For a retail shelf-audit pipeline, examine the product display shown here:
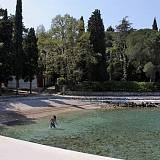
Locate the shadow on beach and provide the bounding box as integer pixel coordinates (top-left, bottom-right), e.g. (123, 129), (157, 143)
(0, 111), (36, 126)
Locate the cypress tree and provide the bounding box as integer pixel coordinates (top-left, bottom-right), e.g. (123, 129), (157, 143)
(152, 17), (158, 31)
(23, 28), (38, 94)
(88, 9), (107, 81)
(0, 9), (13, 95)
(14, 0), (23, 94)
(3, 9), (8, 20)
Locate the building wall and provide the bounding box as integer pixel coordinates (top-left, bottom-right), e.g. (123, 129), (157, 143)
(8, 76), (37, 89)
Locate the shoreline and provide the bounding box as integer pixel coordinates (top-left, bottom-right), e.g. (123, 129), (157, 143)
(1, 95), (160, 125)
(0, 104), (102, 125)
(1, 104), (159, 126)
(0, 103), (128, 125)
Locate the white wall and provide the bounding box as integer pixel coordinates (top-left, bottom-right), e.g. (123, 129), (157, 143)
(8, 76), (37, 89)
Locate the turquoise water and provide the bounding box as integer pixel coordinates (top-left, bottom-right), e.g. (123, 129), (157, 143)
(1, 108), (160, 160)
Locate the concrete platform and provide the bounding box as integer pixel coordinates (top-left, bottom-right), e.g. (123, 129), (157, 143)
(0, 136), (121, 160)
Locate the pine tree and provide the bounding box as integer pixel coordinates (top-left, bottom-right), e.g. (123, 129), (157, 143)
(88, 9), (107, 81)
(23, 28), (38, 94)
(14, 0), (23, 94)
(152, 17), (158, 31)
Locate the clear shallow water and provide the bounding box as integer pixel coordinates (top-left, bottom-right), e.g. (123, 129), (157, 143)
(1, 108), (160, 160)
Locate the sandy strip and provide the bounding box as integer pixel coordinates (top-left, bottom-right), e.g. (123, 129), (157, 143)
(0, 100), (105, 123)
(16, 104), (101, 119)
(1, 94), (155, 123)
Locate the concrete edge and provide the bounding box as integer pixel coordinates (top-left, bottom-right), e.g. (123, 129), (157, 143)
(0, 136), (122, 160)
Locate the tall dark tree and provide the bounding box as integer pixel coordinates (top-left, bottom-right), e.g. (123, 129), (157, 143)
(88, 9), (107, 81)
(14, 0), (23, 94)
(0, 9), (13, 95)
(152, 17), (158, 31)
(23, 28), (38, 94)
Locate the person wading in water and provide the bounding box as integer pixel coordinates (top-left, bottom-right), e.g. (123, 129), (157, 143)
(50, 115), (57, 128)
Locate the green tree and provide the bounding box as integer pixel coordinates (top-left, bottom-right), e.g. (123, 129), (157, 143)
(149, 32), (160, 81)
(78, 16), (85, 37)
(23, 28), (38, 93)
(143, 62), (155, 82)
(49, 14), (78, 82)
(107, 61), (123, 81)
(0, 9), (13, 95)
(76, 32), (97, 81)
(106, 26), (115, 49)
(126, 29), (159, 81)
(152, 17), (158, 31)
(14, 0), (23, 94)
(88, 9), (107, 81)
(50, 14), (78, 55)
(149, 33), (160, 66)
(105, 27), (115, 80)
(36, 24), (46, 37)
(115, 17), (133, 81)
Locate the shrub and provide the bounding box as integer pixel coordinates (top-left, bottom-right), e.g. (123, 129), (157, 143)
(57, 77), (66, 86)
(69, 81), (160, 92)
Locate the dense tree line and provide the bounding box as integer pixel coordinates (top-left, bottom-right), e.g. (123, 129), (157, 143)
(1, 0), (160, 94)
(37, 11), (160, 85)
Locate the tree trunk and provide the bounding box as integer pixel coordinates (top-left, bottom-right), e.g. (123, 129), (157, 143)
(122, 55), (127, 81)
(109, 71), (112, 81)
(16, 78), (19, 95)
(0, 82), (2, 96)
(150, 78), (152, 82)
(43, 77), (45, 88)
(29, 80), (32, 94)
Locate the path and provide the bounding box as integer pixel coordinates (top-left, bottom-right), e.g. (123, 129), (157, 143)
(0, 136), (121, 160)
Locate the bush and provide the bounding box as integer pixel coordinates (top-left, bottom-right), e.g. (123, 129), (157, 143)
(69, 81), (160, 92)
(57, 77), (66, 86)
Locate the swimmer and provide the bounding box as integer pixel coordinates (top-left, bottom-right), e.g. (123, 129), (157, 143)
(50, 115), (57, 128)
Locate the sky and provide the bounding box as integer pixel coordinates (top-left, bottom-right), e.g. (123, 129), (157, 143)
(0, 0), (160, 31)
